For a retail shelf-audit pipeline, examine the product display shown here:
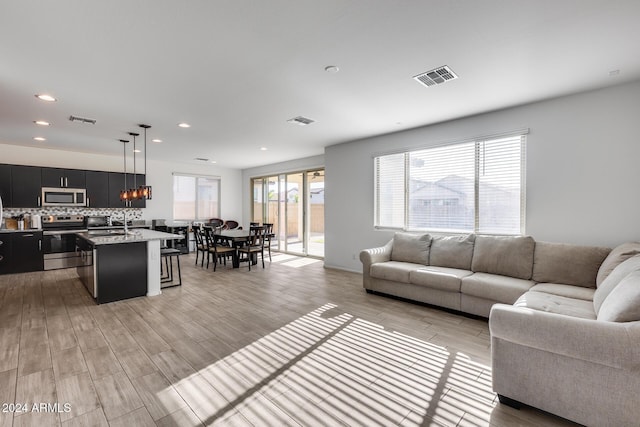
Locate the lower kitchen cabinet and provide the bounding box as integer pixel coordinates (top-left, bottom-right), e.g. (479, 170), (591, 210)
(0, 231), (44, 275)
(0, 233), (12, 275)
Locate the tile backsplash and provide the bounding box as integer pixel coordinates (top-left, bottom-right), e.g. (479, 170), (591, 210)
(2, 207), (143, 221)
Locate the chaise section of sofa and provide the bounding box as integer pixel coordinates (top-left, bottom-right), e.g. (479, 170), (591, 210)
(489, 243), (640, 426)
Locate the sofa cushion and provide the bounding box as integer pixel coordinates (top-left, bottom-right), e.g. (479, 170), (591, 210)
(429, 234), (475, 270)
(596, 242), (640, 286)
(593, 255), (640, 314)
(529, 283), (595, 301)
(461, 272), (535, 304)
(370, 261), (419, 283)
(471, 235), (535, 280)
(597, 270), (640, 322)
(514, 291), (596, 320)
(532, 242), (610, 288)
(390, 232), (431, 264)
(409, 266), (473, 292)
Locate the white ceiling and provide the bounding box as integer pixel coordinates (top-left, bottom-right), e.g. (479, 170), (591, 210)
(1, 1), (639, 169)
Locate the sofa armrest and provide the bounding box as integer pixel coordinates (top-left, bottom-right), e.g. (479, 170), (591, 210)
(489, 304), (640, 370)
(359, 240), (393, 288)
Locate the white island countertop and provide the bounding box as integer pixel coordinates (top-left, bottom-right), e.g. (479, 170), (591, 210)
(76, 229), (184, 246)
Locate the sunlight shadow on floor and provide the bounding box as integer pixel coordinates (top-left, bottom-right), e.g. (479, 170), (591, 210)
(157, 302), (509, 426)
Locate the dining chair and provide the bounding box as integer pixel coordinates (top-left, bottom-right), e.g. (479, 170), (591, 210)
(238, 226), (266, 270)
(204, 226), (235, 271)
(193, 226), (207, 267)
(262, 223), (274, 262)
(207, 218), (224, 228)
(223, 220), (240, 230)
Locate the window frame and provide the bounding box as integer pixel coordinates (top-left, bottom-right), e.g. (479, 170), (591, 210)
(374, 131), (527, 235)
(172, 172), (221, 221)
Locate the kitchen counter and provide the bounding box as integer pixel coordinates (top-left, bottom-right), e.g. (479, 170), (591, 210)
(0, 228), (43, 233)
(77, 229), (181, 245)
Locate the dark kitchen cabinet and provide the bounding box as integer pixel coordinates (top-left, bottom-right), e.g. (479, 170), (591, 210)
(12, 231), (44, 273)
(0, 164), (11, 207)
(86, 170), (110, 208)
(11, 165), (42, 208)
(0, 231), (43, 275)
(108, 172), (127, 208)
(41, 167), (85, 188)
(0, 233), (12, 275)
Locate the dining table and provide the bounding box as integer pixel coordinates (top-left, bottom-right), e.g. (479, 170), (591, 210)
(209, 226), (273, 268)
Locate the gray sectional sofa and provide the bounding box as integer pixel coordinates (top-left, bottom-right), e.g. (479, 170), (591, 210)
(360, 233), (640, 426)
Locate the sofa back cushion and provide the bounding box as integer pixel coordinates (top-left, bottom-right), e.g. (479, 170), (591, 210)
(391, 232), (431, 264)
(596, 242), (640, 286)
(429, 234), (475, 270)
(597, 270), (640, 322)
(594, 255), (640, 313)
(471, 235), (535, 280)
(532, 242), (610, 288)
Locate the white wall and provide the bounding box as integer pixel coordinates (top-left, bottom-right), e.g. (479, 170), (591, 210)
(325, 80), (640, 272)
(0, 145), (243, 222)
(241, 154), (324, 225)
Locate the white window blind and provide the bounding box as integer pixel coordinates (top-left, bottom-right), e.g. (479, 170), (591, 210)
(477, 135), (525, 234)
(375, 153), (405, 228)
(374, 134), (526, 234)
(408, 142), (475, 232)
(173, 174), (220, 221)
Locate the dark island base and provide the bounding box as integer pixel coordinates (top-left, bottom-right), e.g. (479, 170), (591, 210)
(96, 242), (147, 304)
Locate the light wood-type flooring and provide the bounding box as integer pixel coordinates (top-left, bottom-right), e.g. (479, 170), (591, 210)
(0, 252), (579, 426)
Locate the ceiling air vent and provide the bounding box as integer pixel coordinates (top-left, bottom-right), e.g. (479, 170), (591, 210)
(68, 115), (96, 124)
(413, 65), (458, 88)
(287, 116), (315, 126)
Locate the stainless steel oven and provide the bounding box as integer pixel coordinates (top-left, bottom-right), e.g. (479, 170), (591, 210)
(41, 187), (87, 207)
(42, 215), (87, 270)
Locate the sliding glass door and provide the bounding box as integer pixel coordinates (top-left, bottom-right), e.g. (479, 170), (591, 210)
(251, 168), (324, 258)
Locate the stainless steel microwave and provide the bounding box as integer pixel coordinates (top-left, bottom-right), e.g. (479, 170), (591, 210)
(41, 187), (87, 207)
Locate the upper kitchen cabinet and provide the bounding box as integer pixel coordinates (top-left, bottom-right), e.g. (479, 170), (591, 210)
(11, 165), (42, 208)
(41, 167), (86, 188)
(108, 172), (126, 208)
(0, 164), (11, 207)
(85, 170), (109, 208)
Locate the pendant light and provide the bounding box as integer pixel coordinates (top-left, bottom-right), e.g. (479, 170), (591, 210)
(118, 126), (152, 203)
(138, 124), (152, 200)
(128, 132), (140, 201)
(118, 139), (130, 204)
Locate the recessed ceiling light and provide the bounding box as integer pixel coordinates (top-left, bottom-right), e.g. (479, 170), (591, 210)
(324, 65), (339, 73)
(34, 120), (50, 126)
(133, 149), (141, 153)
(33, 137), (46, 141)
(35, 94), (57, 102)
(151, 139), (162, 143)
(260, 147), (268, 151)
(178, 123), (190, 128)
(210, 160), (217, 164)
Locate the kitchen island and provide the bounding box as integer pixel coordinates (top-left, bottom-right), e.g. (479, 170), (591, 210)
(76, 229), (183, 304)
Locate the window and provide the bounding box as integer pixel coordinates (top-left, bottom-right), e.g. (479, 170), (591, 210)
(375, 134), (526, 235)
(172, 174), (220, 221)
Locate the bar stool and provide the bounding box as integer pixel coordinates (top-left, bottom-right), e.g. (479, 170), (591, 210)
(160, 248), (182, 288)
